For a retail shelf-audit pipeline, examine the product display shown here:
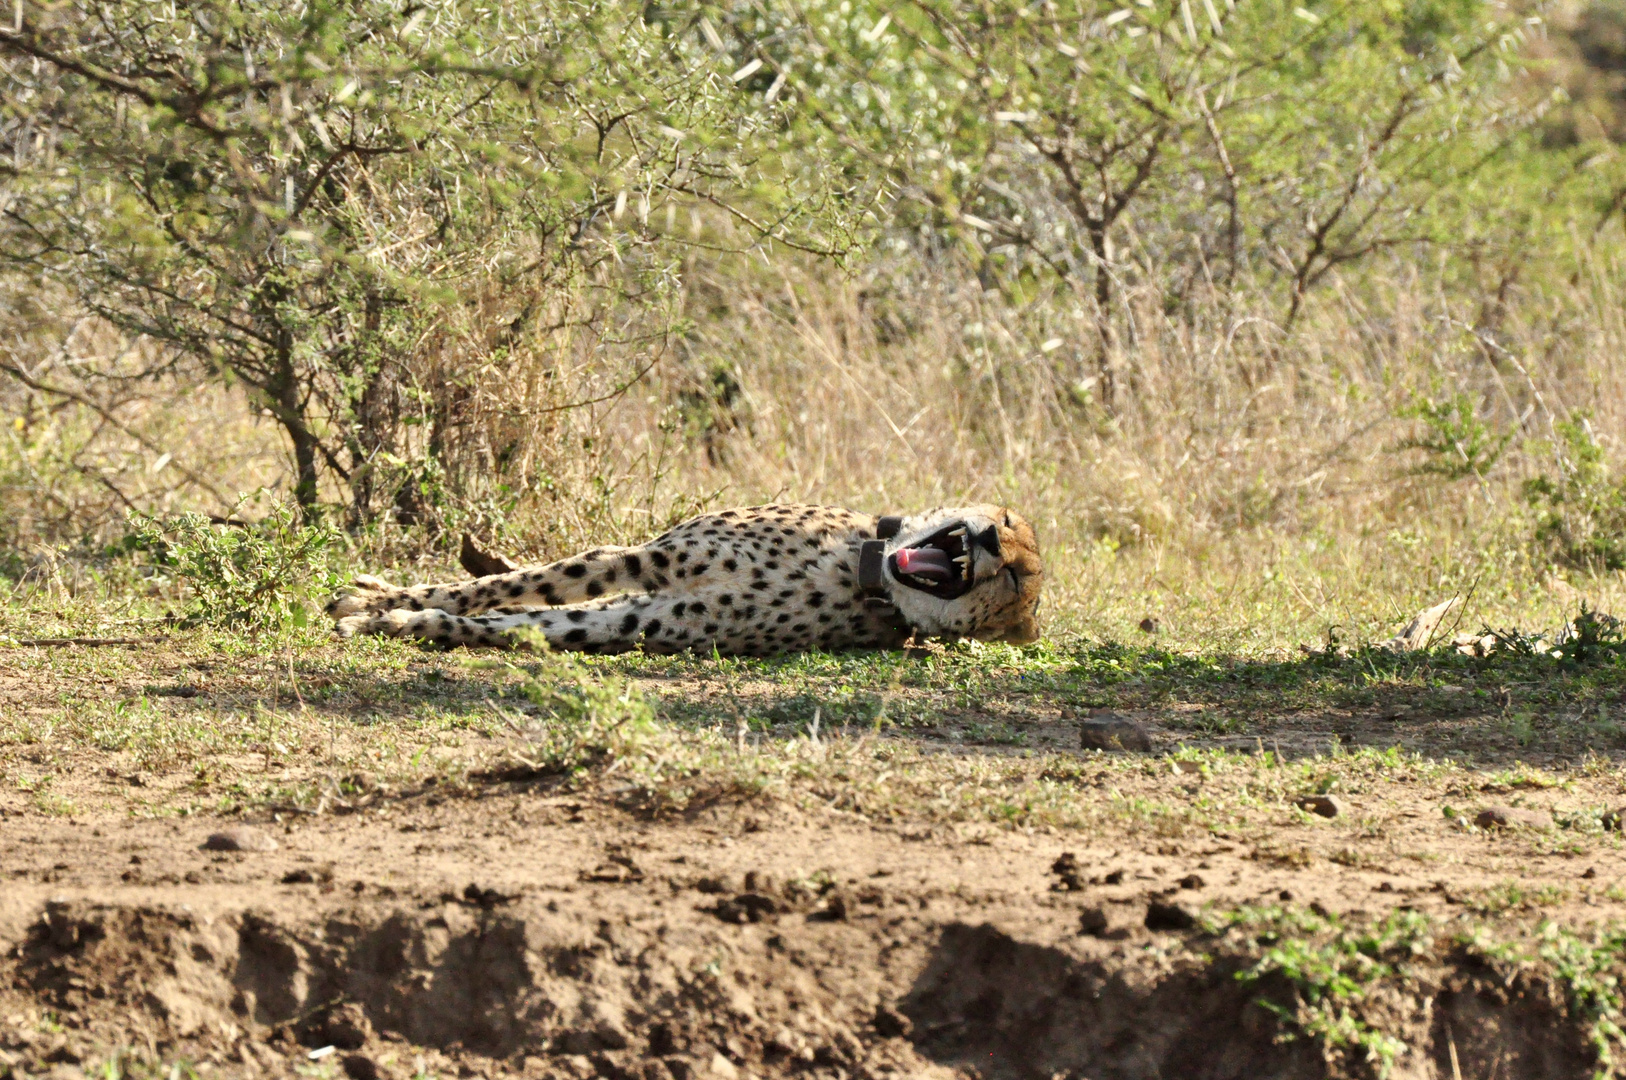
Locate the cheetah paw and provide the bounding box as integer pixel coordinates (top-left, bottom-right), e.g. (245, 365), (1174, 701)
(326, 575), (403, 619)
(334, 609), (415, 640)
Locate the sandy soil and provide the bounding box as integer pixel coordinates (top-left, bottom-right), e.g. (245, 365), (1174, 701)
(2, 756), (1621, 1080)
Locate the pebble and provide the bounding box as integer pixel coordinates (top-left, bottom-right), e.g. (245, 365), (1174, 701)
(201, 826), (278, 853)
(1079, 713), (1152, 753)
(1475, 805), (1553, 830)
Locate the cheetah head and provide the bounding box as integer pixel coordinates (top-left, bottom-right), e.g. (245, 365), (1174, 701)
(881, 504), (1043, 645)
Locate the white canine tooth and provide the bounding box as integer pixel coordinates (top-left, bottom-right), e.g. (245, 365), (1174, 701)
(950, 527), (967, 538)
(953, 555), (968, 564)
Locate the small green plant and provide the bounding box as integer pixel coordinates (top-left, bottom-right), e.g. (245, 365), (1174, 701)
(486, 635), (658, 779)
(1395, 392), (1510, 482)
(1230, 907), (1432, 1076)
(129, 499), (346, 630)
(1524, 415), (1626, 570)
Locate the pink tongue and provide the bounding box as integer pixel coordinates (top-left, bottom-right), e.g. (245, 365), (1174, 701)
(897, 546), (955, 581)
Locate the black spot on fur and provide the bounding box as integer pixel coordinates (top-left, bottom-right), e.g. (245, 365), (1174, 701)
(672, 602), (687, 618)
(586, 581), (604, 597)
(567, 611), (587, 623)
(690, 602), (706, 615)
(723, 559), (738, 571)
(564, 563), (587, 578)
(624, 554), (643, 577)
(565, 629), (588, 644)
(718, 594), (734, 606)
(620, 613), (640, 635)
(650, 550), (670, 569)
(644, 619), (663, 638)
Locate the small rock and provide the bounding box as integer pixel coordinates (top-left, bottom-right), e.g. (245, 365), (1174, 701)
(1293, 795), (1346, 819)
(1583, 867), (1598, 880)
(1177, 874), (1204, 890)
(872, 1004), (913, 1039)
(1080, 714), (1152, 753)
(708, 1052), (739, 1079)
(1278, 889), (1294, 902)
(1144, 901), (1196, 932)
(743, 870), (776, 893)
(1102, 869), (1125, 885)
(1603, 808), (1626, 832)
(201, 826), (278, 853)
(1475, 805), (1553, 830)
(1139, 617), (1161, 634)
(693, 876), (731, 895)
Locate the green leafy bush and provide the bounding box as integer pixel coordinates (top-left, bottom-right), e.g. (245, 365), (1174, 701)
(1395, 392), (1511, 481)
(130, 502), (346, 630)
(1524, 417), (1626, 570)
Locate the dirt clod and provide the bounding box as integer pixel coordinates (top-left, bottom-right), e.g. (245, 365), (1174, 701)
(1078, 903), (1142, 939)
(1177, 874), (1205, 889)
(1144, 901), (1197, 931)
(713, 893), (779, 924)
(1476, 805), (1553, 830)
(341, 1053), (380, 1080)
(1079, 714), (1152, 753)
(201, 826), (278, 853)
(872, 1004), (913, 1039)
(1050, 852), (1085, 891)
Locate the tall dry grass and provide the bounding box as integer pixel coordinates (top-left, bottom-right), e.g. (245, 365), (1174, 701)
(8, 232), (1626, 648)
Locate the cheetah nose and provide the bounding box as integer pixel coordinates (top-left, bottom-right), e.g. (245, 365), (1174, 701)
(974, 525), (1000, 557)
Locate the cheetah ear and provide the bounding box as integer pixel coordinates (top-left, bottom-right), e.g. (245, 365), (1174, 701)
(460, 533), (521, 578)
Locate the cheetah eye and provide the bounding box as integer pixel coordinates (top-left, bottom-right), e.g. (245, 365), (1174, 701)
(1005, 568), (1019, 591)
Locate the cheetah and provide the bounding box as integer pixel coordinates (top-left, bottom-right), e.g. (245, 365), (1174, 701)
(327, 503), (1042, 655)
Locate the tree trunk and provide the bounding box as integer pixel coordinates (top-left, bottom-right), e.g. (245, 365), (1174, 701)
(1090, 227), (1116, 411)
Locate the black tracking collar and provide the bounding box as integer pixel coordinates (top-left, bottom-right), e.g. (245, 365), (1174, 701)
(858, 515), (906, 598)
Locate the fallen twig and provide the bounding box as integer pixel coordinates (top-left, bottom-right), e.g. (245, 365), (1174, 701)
(10, 636), (167, 647)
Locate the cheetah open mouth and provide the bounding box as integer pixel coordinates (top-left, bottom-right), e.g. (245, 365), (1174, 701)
(890, 524), (975, 600)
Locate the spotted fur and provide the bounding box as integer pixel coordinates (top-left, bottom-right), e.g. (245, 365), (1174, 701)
(328, 503), (1042, 655)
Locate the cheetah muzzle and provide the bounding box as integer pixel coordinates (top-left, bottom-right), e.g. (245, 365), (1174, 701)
(328, 503), (1043, 656)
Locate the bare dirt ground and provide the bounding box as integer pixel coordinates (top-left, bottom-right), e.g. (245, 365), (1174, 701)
(4, 745), (1625, 1080)
(5, 633), (1626, 1080)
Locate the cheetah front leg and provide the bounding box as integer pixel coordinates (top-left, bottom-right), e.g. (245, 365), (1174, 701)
(336, 592), (717, 654)
(326, 544), (665, 620)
